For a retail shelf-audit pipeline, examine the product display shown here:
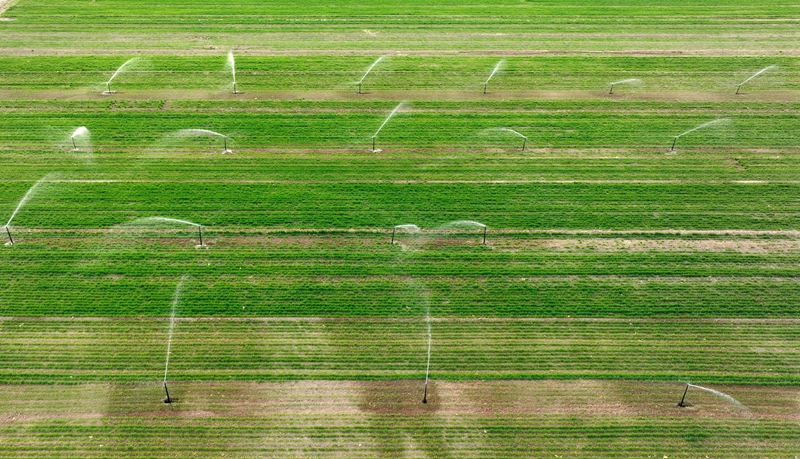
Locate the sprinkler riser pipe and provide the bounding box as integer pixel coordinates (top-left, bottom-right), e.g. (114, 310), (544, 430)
(372, 136), (376, 152)
(223, 137), (227, 152)
(671, 137), (677, 151)
(72, 137), (77, 150)
(5, 226), (13, 245)
(609, 84), (614, 94)
(422, 383), (428, 404)
(198, 226), (203, 246)
(358, 82), (361, 95)
(678, 384), (689, 407)
(736, 84), (742, 94)
(483, 227), (487, 245)
(483, 82), (487, 94)
(391, 227), (395, 244)
(164, 382), (172, 404)
(107, 82), (111, 94)
(521, 138), (526, 152)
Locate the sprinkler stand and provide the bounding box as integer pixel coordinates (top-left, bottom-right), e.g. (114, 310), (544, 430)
(164, 382), (172, 404)
(358, 82), (362, 95)
(233, 83), (238, 94)
(422, 382), (428, 404)
(678, 384), (689, 407)
(609, 84), (614, 94)
(736, 84), (742, 95)
(106, 82), (112, 94)
(521, 137), (526, 152)
(482, 227), (487, 245)
(372, 136), (376, 152)
(5, 226), (13, 245)
(72, 137), (77, 150)
(483, 82), (487, 94)
(391, 227), (395, 244)
(671, 137), (677, 151)
(198, 226), (204, 246)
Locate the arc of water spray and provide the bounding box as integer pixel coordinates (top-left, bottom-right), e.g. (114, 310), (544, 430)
(678, 383), (746, 409)
(134, 216), (204, 246)
(670, 118), (730, 151)
(357, 56), (386, 95)
(736, 65), (776, 94)
(371, 102), (405, 152)
(483, 60), (505, 94)
(163, 275), (187, 403)
(70, 126), (89, 151)
(228, 51), (239, 94)
(176, 129), (231, 153)
(104, 58), (140, 94)
(609, 78), (641, 94)
(492, 128), (528, 151)
(391, 223), (420, 244)
(4, 175), (52, 245)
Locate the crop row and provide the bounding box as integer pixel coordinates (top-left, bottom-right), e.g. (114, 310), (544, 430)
(2, 181), (800, 230)
(0, 415), (796, 458)
(0, 318), (797, 384)
(0, 101), (799, 151)
(0, 54), (797, 91)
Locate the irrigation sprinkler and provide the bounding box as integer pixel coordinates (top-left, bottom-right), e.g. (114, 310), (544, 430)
(223, 136), (228, 152)
(678, 384), (689, 407)
(198, 225), (204, 246)
(358, 82), (362, 95)
(372, 136), (376, 152)
(233, 82), (239, 94)
(5, 226), (13, 245)
(483, 226), (487, 245)
(521, 137), (526, 152)
(422, 382), (428, 404)
(671, 137), (677, 151)
(71, 137), (77, 150)
(164, 382), (172, 404)
(735, 84), (742, 95)
(609, 83), (615, 94)
(391, 226), (395, 244)
(483, 82), (487, 95)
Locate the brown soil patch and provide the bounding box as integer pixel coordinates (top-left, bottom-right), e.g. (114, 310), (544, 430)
(0, 0), (15, 17)
(497, 238), (800, 254)
(357, 380), (441, 416)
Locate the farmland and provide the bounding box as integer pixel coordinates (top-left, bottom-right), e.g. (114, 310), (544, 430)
(1, 0), (799, 457)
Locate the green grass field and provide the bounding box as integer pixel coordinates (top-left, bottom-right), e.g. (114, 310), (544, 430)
(0, 0), (799, 457)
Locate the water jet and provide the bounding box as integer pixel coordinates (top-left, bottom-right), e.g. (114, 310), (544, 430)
(488, 128), (527, 151)
(736, 65), (776, 94)
(483, 60), (504, 94)
(371, 102), (405, 152)
(670, 118), (730, 151)
(126, 216), (205, 247)
(678, 383), (747, 409)
(357, 56), (386, 95)
(175, 129), (231, 153)
(163, 275), (187, 403)
(227, 51), (240, 94)
(392, 224), (420, 244)
(103, 58), (140, 95)
(4, 175), (53, 245)
(70, 126), (89, 151)
(608, 78), (641, 94)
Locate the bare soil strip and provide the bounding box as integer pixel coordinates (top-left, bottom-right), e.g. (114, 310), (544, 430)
(0, 381), (796, 421)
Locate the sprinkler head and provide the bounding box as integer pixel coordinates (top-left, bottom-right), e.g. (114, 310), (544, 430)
(736, 84), (742, 95)
(609, 84), (614, 94)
